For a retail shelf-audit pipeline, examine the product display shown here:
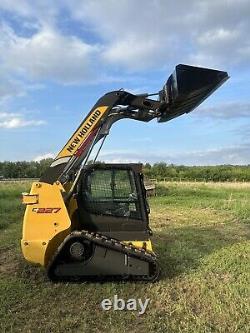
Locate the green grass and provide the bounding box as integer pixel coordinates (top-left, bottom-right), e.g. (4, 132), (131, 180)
(0, 181), (249, 333)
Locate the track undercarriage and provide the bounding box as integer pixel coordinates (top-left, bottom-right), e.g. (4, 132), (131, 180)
(47, 230), (160, 282)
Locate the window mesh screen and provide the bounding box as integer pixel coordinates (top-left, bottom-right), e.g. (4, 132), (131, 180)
(83, 169), (141, 219)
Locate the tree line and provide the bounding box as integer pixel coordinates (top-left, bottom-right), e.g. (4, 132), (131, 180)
(0, 159), (53, 179)
(143, 163), (250, 182)
(0, 159), (250, 181)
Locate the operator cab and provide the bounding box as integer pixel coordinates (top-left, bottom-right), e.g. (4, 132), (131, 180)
(76, 164), (151, 240)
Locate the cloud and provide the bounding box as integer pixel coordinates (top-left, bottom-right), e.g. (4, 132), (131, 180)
(0, 0), (38, 18)
(102, 37), (167, 70)
(33, 152), (55, 162)
(0, 77), (25, 100)
(67, 0), (250, 71)
(1, 1), (249, 81)
(0, 112), (45, 129)
(0, 23), (98, 84)
(0, 0), (249, 165)
(0, 0), (249, 76)
(0, 0), (58, 25)
(195, 102), (250, 119)
(233, 123), (250, 141)
(99, 144), (250, 165)
(190, 1), (250, 67)
(179, 145), (250, 165)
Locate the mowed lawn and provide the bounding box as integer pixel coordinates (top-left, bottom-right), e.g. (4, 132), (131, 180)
(0, 181), (249, 333)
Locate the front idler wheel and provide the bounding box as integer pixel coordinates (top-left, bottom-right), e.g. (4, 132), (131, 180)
(69, 240), (93, 261)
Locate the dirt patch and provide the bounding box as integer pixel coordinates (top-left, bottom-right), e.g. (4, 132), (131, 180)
(0, 246), (20, 276)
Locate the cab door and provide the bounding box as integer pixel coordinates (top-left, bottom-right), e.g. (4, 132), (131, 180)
(77, 165), (150, 240)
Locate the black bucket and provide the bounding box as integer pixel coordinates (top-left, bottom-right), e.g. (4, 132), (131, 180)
(158, 64), (229, 122)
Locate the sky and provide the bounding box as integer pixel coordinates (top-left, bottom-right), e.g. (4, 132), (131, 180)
(0, 0), (249, 165)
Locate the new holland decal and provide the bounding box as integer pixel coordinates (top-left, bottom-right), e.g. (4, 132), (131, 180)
(56, 106), (108, 158)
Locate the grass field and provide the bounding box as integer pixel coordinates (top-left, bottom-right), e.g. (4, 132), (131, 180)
(0, 181), (249, 333)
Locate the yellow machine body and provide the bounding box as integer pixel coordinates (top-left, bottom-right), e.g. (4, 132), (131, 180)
(21, 182), (153, 267)
(21, 182), (71, 266)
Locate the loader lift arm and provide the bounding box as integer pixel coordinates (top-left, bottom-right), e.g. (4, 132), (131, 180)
(40, 64), (229, 185)
(40, 90), (161, 184)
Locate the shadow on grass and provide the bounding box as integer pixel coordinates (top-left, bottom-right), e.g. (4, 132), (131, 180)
(7, 222), (249, 284)
(154, 222), (249, 280)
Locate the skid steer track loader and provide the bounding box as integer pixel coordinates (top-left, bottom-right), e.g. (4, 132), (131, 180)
(21, 64), (229, 281)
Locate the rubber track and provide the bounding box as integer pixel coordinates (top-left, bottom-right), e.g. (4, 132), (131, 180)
(47, 230), (160, 282)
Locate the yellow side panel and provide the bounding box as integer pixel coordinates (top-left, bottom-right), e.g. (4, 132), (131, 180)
(21, 182), (71, 267)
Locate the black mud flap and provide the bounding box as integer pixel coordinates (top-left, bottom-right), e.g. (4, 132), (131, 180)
(158, 64), (229, 122)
